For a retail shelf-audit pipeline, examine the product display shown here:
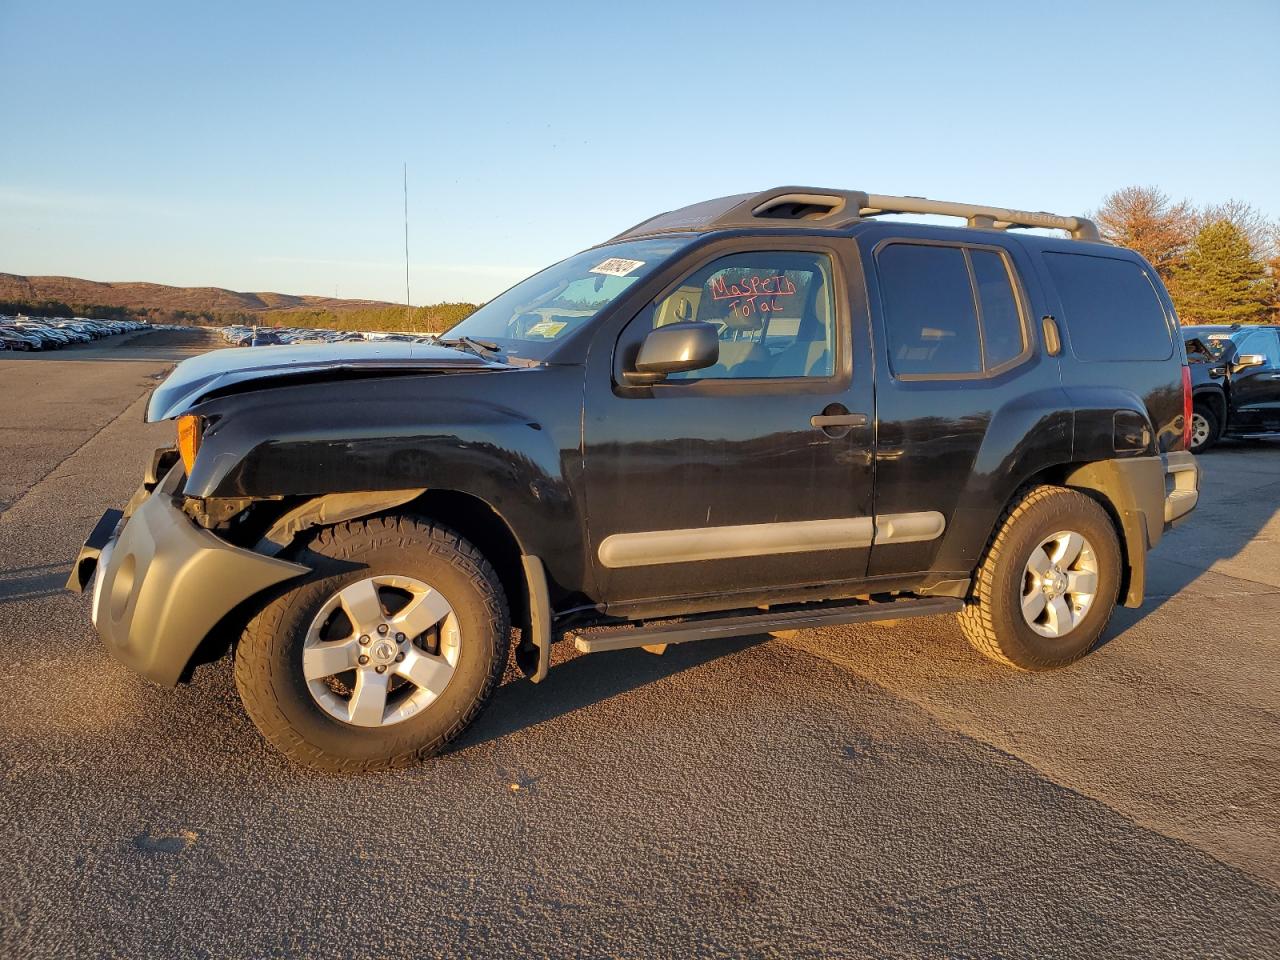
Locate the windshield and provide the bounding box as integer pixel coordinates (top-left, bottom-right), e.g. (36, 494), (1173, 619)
(441, 236), (694, 359)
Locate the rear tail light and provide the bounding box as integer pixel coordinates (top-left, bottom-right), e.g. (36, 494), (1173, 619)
(1181, 365), (1193, 451)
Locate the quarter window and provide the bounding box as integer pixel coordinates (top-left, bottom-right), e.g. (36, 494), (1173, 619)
(1042, 253), (1173, 362)
(876, 243), (1027, 377)
(971, 249), (1023, 369)
(645, 251), (837, 380)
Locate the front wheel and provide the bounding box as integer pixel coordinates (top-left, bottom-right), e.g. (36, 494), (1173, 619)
(234, 515), (509, 771)
(958, 485), (1120, 671)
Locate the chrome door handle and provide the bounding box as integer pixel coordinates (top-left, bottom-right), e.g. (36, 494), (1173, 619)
(811, 413), (868, 428)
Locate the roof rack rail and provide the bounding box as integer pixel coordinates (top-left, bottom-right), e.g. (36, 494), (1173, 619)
(613, 187), (1103, 243)
(856, 193), (1102, 242)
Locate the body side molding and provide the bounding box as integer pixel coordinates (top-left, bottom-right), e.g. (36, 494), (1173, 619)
(598, 512), (945, 569)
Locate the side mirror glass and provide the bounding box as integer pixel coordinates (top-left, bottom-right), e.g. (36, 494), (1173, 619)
(1233, 353), (1266, 372)
(628, 321), (719, 384)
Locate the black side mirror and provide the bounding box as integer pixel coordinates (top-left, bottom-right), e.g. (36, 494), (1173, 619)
(1234, 353), (1267, 373)
(627, 321), (719, 384)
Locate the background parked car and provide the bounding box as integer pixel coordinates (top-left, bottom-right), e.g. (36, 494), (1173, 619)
(0, 313), (150, 350)
(1184, 323), (1280, 452)
(0, 325), (43, 350)
(218, 324), (436, 348)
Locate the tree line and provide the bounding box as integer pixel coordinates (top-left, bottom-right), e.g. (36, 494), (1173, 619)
(1093, 186), (1278, 324)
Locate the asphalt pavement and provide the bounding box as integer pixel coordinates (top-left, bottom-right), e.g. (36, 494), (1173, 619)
(1, 330), (1277, 959)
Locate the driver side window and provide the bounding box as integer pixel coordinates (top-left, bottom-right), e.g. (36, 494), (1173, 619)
(648, 251), (836, 380)
(1238, 329), (1280, 369)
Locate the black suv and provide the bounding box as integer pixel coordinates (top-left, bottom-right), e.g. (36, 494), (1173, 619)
(1184, 323), (1280, 452)
(69, 187), (1200, 771)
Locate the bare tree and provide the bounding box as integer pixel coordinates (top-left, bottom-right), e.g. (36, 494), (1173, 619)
(1092, 186), (1195, 279)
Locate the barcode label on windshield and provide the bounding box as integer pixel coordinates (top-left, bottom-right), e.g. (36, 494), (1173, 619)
(589, 258), (645, 277)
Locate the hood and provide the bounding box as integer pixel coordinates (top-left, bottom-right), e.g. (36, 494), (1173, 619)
(146, 341), (504, 421)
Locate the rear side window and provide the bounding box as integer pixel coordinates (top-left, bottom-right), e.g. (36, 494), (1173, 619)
(876, 243), (1027, 378)
(1043, 253), (1173, 362)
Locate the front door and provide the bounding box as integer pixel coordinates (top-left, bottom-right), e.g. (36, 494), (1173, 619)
(1231, 327), (1280, 432)
(581, 242), (875, 610)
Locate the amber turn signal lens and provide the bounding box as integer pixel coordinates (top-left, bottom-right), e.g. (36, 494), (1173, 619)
(176, 415), (203, 474)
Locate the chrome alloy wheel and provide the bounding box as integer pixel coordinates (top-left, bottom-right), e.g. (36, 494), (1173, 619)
(302, 575), (461, 727)
(1020, 530), (1099, 638)
(1190, 412), (1211, 450)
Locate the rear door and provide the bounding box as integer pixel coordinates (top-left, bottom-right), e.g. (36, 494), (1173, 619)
(580, 238), (876, 610)
(859, 230), (1066, 579)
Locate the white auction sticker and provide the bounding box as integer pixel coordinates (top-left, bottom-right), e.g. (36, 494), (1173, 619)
(589, 257), (645, 277)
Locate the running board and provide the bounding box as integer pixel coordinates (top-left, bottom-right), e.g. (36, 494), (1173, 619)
(570, 596), (963, 654)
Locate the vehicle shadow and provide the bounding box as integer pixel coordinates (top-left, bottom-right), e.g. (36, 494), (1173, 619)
(1098, 438), (1280, 646)
(459, 633), (770, 750)
(0, 563), (69, 605)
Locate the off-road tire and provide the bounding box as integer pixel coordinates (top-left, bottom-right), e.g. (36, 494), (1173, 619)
(1190, 402), (1220, 454)
(957, 485), (1120, 671)
(234, 515), (509, 772)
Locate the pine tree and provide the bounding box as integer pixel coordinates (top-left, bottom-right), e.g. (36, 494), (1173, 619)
(1175, 220), (1275, 324)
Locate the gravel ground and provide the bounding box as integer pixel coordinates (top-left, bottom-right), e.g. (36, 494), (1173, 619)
(1, 330), (1277, 959)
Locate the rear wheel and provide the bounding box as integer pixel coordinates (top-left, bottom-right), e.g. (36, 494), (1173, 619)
(958, 485), (1120, 670)
(1189, 402), (1220, 454)
(235, 515), (509, 771)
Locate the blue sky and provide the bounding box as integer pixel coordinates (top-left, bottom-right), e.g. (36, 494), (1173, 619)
(1, 0), (1277, 304)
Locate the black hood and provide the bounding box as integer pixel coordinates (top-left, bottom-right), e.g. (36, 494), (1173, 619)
(146, 341), (506, 421)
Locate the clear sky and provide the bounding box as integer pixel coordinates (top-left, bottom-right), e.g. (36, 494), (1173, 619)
(1, 0), (1277, 305)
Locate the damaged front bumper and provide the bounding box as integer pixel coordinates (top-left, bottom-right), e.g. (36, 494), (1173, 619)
(66, 460), (309, 686)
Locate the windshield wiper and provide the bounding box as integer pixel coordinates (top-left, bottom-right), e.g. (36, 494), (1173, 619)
(435, 335), (503, 359)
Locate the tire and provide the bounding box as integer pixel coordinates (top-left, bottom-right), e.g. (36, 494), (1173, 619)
(957, 485), (1121, 671)
(1189, 402), (1220, 454)
(234, 515), (509, 772)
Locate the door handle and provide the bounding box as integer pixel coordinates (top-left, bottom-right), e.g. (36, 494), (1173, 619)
(811, 413), (869, 428)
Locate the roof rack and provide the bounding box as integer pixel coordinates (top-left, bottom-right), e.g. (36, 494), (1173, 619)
(614, 187), (1103, 243)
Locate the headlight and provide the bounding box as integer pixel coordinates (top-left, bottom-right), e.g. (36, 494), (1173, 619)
(176, 415), (203, 474)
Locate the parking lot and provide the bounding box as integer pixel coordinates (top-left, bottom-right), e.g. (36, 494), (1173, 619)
(1, 329), (1278, 958)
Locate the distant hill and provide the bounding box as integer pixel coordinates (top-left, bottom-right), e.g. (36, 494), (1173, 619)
(0, 272), (478, 332)
(0, 271), (396, 316)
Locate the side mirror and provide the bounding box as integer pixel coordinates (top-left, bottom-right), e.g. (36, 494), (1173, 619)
(1233, 353), (1266, 373)
(627, 321), (719, 384)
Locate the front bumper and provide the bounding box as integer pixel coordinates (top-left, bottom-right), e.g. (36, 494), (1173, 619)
(67, 464), (308, 686)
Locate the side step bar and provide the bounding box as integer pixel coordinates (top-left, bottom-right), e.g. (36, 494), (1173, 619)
(571, 596), (963, 655)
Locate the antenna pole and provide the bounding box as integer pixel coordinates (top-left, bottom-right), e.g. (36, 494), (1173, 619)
(403, 162), (411, 329)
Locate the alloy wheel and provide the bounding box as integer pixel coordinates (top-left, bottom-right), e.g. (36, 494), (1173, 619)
(302, 575), (461, 727)
(1020, 530), (1099, 638)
